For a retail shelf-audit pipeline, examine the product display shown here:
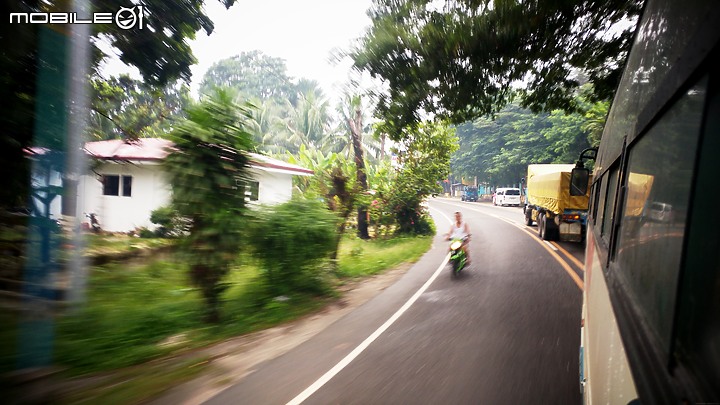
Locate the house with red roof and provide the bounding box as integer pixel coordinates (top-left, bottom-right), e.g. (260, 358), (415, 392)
(74, 138), (313, 232)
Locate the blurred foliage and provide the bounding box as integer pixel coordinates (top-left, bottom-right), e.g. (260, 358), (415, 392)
(200, 52), (342, 155)
(367, 160), (397, 238)
(352, 0), (642, 137)
(0, 229), (431, 381)
(288, 145), (359, 260)
(249, 199), (337, 295)
(149, 206), (185, 238)
(451, 91), (607, 186)
(165, 88), (254, 323)
(389, 121), (457, 234)
(89, 75), (190, 140)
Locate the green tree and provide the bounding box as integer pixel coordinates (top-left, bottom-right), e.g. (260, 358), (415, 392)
(199, 51), (296, 102)
(451, 100), (596, 187)
(352, 0), (642, 137)
(344, 95), (371, 239)
(164, 89), (254, 323)
(287, 145), (358, 261)
(89, 75), (190, 140)
(390, 121), (458, 234)
(249, 199), (337, 295)
(583, 100), (610, 147)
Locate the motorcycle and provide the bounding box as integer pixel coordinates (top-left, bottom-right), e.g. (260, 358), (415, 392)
(85, 212), (101, 233)
(448, 236), (469, 276)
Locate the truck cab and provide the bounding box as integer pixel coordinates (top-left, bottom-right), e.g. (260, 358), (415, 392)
(461, 186), (478, 202)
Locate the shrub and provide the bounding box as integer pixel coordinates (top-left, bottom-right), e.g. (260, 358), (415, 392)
(138, 227), (155, 238)
(149, 206), (184, 237)
(249, 199), (337, 295)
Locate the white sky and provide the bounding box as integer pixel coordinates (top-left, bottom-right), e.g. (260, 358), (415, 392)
(102, 0), (375, 103)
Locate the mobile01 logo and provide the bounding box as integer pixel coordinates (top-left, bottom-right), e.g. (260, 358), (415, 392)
(10, 5), (145, 30)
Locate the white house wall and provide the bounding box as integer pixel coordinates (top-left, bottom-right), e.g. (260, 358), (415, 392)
(81, 161), (171, 233)
(250, 168), (293, 206)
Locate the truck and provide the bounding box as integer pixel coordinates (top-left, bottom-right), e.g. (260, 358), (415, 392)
(523, 164), (591, 242)
(461, 186), (478, 202)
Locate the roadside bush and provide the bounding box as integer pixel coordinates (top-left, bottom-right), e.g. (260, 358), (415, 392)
(138, 227), (155, 238)
(149, 206), (184, 237)
(249, 199), (337, 295)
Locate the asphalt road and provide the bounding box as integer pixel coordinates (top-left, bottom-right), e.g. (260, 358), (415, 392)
(206, 198), (584, 404)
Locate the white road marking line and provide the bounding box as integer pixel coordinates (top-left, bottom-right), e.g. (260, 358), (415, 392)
(544, 241), (558, 251)
(286, 239), (451, 405)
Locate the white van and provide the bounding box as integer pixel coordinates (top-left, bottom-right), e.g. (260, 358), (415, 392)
(493, 188), (521, 207)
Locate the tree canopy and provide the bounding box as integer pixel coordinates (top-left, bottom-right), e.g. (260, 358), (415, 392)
(451, 95), (607, 186)
(199, 51), (296, 102)
(90, 75), (190, 140)
(352, 0), (642, 137)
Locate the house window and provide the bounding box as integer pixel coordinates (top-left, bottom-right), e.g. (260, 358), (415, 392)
(247, 181), (259, 201)
(122, 175), (132, 197)
(103, 175), (119, 196)
(102, 175), (132, 197)
(236, 179), (259, 201)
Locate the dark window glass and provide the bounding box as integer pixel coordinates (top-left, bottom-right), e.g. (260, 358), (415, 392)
(591, 178), (602, 221)
(675, 72), (720, 396)
(236, 180), (259, 201)
(594, 177), (608, 239)
(62, 179), (77, 216)
(602, 168), (619, 241)
(615, 77), (707, 352)
(103, 175), (119, 196)
(506, 189), (520, 195)
(122, 175), (132, 197)
(248, 181), (259, 201)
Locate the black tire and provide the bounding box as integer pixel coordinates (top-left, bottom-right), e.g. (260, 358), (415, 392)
(451, 259), (459, 277)
(525, 210), (533, 226)
(538, 213), (545, 238)
(541, 215), (554, 241)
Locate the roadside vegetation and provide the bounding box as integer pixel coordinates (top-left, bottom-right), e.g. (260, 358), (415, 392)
(0, 232), (432, 377)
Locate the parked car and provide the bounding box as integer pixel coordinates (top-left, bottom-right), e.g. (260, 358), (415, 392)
(461, 186), (479, 202)
(493, 188), (521, 206)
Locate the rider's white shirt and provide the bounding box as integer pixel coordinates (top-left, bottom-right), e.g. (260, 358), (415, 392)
(450, 221), (468, 239)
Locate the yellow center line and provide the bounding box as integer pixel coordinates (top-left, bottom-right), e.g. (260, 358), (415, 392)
(431, 199), (584, 291)
(550, 242), (584, 271)
(517, 226), (584, 291)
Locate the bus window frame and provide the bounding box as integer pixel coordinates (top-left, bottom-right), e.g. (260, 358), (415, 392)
(592, 68), (716, 404)
(588, 2), (720, 403)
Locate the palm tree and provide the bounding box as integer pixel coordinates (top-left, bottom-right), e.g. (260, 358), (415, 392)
(338, 94), (370, 239)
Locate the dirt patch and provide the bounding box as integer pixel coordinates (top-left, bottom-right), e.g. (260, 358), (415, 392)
(150, 263), (411, 405)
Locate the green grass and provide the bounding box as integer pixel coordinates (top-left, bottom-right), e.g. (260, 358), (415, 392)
(84, 234), (173, 257)
(337, 234), (433, 277)
(0, 232), (432, 402)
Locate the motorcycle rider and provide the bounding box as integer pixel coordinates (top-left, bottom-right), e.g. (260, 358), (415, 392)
(445, 211), (471, 265)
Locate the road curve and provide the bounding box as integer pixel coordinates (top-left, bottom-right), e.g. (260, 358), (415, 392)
(205, 199), (583, 404)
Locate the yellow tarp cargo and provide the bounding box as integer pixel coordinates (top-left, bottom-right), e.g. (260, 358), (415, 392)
(526, 164), (591, 214)
(625, 172), (654, 217)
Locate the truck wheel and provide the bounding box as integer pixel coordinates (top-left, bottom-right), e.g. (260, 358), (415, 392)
(542, 216), (558, 241)
(525, 210), (533, 226)
(538, 213), (545, 238)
